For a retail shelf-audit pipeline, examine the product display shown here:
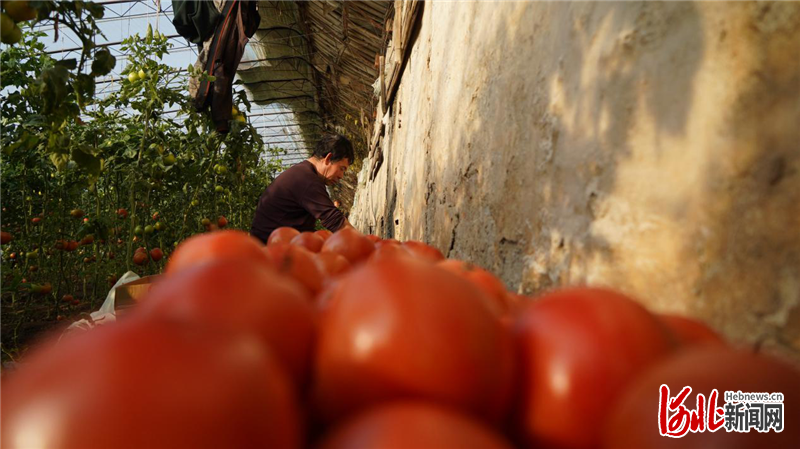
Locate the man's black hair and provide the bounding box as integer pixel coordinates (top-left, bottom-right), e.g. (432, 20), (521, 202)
(313, 133), (354, 164)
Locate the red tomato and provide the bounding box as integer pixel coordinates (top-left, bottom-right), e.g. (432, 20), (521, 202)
(603, 347), (800, 449)
(1, 231), (12, 244)
(133, 251), (149, 266)
(438, 259), (511, 317)
(514, 287), (676, 449)
(658, 314), (726, 347)
(31, 217), (41, 225)
(318, 402), (515, 449)
(141, 259), (315, 384)
(149, 248), (164, 262)
(290, 232), (324, 253)
(401, 241), (445, 262)
(315, 229), (333, 241)
(264, 243), (324, 296)
(116, 208), (128, 219)
(80, 235), (94, 246)
(268, 227), (300, 246)
(313, 252), (351, 278)
(313, 256), (515, 425)
(66, 241), (79, 252)
(166, 230), (271, 275)
(368, 241), (415, 263)
(321, 228), (375, 265)
(217, 216), (228, 228)
(0, 319), (303, 449)
(365, 234), (381, 243)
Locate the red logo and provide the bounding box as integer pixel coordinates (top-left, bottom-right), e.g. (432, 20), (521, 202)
(658, 385), (725, 437)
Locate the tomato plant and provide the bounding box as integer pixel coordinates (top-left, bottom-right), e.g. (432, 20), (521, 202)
(1, 18), (285, 362)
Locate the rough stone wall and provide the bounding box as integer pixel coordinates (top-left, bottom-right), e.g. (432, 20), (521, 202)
(349, 1), (800, 360)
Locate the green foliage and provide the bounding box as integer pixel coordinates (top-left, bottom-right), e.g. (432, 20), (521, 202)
(1, 12), (286, 362)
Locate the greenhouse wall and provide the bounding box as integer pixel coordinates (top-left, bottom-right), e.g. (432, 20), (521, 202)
(350, 1), (800, 358)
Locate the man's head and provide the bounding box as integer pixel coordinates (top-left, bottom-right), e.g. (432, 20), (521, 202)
(311, 134), (354, 185)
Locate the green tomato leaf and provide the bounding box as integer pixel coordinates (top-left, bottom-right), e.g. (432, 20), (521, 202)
(71, 145), (101, 177)
(39, 66), (70, 114)
(74, 74), (95, 108)
(85, 2), (105, 19)
(49, 152), (70, 171)
(55, 59), (78, 70)
(91, 49), (116, 76)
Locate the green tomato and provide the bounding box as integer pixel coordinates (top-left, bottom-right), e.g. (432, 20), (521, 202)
(163, 154), (176, 166)
(1, 14), (22, 45)
(144, 225), (155, 235)
(214, 185), (224, 193)
(134, 225), (144, 236)
(128, 72), (137, 83)
(154, 222), (165, 231)
(214, 164), (227, 175)
(190, 199), (199, 207)
(138, 69), (146, 80)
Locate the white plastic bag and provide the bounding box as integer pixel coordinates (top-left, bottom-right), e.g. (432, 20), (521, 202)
(62, 271), (141, 334)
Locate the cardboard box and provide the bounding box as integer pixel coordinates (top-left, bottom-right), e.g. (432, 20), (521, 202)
(115, 275), (162, 310)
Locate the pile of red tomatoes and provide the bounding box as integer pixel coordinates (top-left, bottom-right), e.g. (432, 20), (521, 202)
(2, 227), (798, 449)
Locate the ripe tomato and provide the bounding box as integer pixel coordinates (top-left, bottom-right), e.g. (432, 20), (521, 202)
(66, 241), (79, 252)
(39, 283), (52, 295)
(365, 234), (381, 243)
(264, 243), (323, 296)
(31, 217), (41, 225)
(313, 256), (515, 425)
(217, 216), (228, 228)
(320, 228), (375, 265)
(166, 230), (271, 275)
(62, 294), (74, 303)
(133, 251), (149, 266)
(658, 314), (726, 347)
(514, 287), (676, 449)
(149, 248), (164, 262)
(142, 259), (314, 384)
(290, 232), (324, 253)
(438, 260), (511, 317)
(315, 229), (333, 241)
(116, 208), (128, 219)
(70, 209), (84, 219)
(268, 227), (300, 246)
(1, 231), (13, 244)
(603, 347), (800, 449)
(80, 235), (94, 246)
(313, 252), (351, 278)
(368, 241), (415, 263)
(0, 319), (303, 449)
(401, 241), (444, 263)
(318, 402), (515, 449)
